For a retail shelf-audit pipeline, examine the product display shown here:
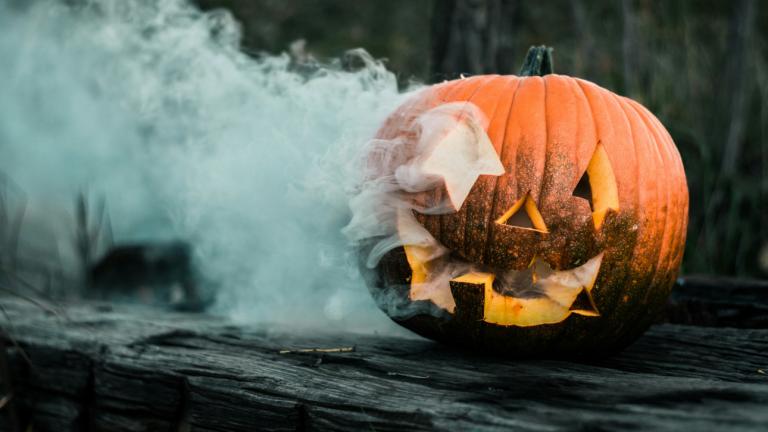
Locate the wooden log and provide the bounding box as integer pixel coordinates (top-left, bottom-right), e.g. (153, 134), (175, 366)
(666, 275), (768, 328)
(1, 296), (767, 432)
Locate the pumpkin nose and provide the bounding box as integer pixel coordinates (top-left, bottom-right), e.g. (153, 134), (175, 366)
(495, 192), (548, 233)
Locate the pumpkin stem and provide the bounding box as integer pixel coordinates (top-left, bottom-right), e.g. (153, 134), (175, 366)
(518, 46), (554, 76)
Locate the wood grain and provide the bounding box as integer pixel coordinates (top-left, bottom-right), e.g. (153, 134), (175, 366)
(1, 293), (767, 432)
(666, 275), (768, 328)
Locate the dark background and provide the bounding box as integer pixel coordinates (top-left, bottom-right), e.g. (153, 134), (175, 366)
(195, 0), (768, 278)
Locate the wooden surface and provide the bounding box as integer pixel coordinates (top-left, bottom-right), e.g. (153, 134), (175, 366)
(2, 281), (768, 432)
(666, 275), (768, 328)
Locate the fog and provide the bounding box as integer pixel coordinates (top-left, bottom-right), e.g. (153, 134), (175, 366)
(0, 0), (418, 333)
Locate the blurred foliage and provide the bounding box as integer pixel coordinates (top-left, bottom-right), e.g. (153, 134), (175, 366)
(195, 0), (767, 277)
(194, 0), (432, 82)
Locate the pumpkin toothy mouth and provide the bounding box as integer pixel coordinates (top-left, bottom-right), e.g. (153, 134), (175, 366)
(404, 245), (603, 327)
(397, 205), (604, 327)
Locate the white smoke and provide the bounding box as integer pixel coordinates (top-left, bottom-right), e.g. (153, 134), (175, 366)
(343, 101), (506, 317)
(0, 0), (416, 332)
(344, 102), (503, 266)
(344, 99), (606, 324)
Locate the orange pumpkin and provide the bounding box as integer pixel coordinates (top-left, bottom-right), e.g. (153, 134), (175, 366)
(359, 47), (688, 357)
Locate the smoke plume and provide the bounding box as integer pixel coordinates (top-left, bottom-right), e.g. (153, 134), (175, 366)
(0, 0), (415, 333)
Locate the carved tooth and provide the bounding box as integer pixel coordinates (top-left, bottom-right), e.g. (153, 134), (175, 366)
(447, 253), (604, 327)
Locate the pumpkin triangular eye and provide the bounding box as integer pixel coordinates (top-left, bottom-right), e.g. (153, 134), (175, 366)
(573, 142), (619, 229)
(573, 170), (593, 209)
(495, 192), (548, 233)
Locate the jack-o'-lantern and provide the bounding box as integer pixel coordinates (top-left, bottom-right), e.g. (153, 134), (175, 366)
(350, 47), (688, 357)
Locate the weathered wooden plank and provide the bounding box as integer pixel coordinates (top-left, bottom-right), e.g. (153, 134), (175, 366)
(1, 297), (767, 432)
(667, 275), (768, 328)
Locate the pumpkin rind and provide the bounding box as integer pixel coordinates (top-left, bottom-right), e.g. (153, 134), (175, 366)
(364, 70), (688, 357)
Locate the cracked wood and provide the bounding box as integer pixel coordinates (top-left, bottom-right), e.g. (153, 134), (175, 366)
(1, 295), (767, 431)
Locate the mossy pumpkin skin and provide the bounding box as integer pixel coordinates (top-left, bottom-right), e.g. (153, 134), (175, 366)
(368, 73), (689, 358)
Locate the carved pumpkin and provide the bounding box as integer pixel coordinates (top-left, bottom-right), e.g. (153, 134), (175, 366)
(355, 47), (688, 357)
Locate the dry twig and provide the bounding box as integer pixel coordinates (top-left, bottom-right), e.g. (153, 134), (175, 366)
(386, 371), (430, 380)
(278, 346), (355, 355)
